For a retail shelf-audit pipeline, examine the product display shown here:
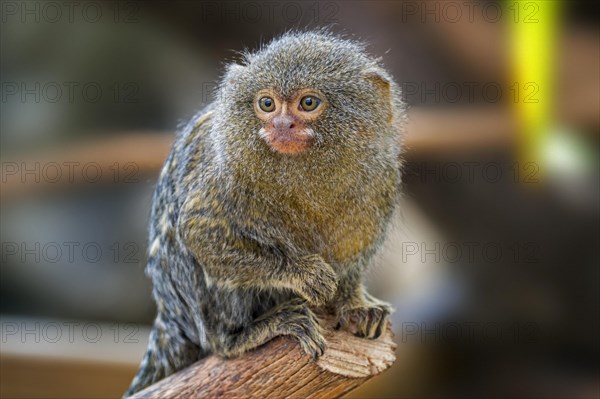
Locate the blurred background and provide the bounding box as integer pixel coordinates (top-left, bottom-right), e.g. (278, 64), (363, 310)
(1, 1), (598, 398)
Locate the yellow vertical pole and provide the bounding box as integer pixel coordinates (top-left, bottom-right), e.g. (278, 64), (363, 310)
(510, 0), (560, 178)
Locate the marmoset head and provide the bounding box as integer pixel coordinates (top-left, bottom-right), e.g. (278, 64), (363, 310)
(213, 31), (402, 158)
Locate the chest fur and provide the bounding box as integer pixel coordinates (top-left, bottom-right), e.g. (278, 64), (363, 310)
(273, 177), (396, 265)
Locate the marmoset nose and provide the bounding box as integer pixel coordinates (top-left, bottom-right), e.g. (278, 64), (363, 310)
(272, 115), (295, 130)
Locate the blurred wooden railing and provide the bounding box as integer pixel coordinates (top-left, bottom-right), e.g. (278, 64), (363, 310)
(1, 106), (517, 201)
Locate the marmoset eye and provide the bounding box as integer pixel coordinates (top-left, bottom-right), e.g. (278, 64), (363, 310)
(258, 97), (276, 112)
(299, 96), (321, 111)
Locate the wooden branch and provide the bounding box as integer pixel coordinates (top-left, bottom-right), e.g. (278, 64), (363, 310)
(131, 317), (396, 399)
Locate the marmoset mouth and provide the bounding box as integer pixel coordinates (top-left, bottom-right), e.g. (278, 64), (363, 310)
(259, 127), (315, 155)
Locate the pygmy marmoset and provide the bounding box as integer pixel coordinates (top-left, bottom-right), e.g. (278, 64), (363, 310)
(125, 31), (405, 396)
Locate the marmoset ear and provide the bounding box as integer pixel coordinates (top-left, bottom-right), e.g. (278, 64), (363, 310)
(362, 68), (393, 124)
(362, 68), (390, 91)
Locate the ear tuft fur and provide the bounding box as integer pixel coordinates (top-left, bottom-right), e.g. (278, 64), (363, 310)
(362, 68), (392, 124)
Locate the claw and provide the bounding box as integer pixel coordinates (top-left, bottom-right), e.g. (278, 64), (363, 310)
(279, 298), (327, 360)
(336, 303), (390, 339)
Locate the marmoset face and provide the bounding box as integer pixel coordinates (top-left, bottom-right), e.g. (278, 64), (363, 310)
(253, 88), (328, 156)
(216, 32), (398, 160)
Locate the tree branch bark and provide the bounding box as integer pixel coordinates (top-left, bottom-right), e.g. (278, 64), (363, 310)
(131, 317), (396, 399)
